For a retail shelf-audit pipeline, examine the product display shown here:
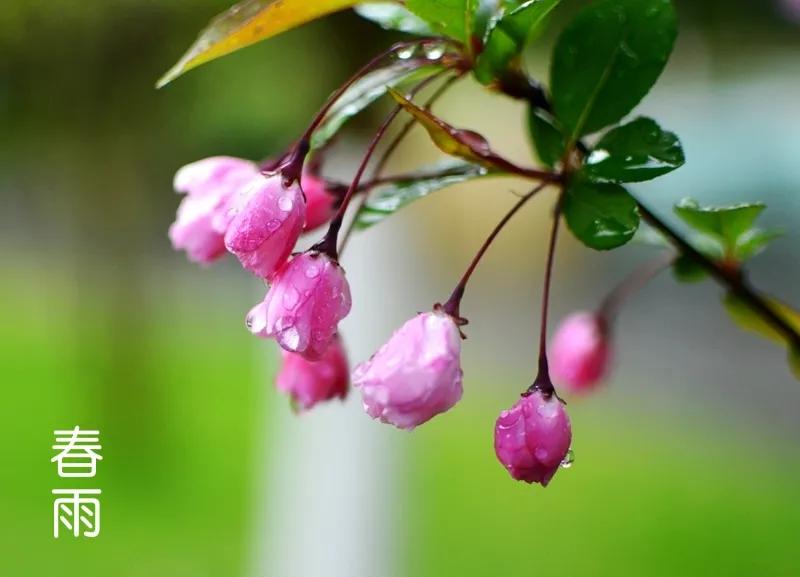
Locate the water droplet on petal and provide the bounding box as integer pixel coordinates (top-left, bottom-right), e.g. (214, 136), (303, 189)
(424, 45), (445, 60)
(305, 265), (320, 278)
(278, 194), (294, 212)
(560, 448), (575, 469)
(280, 326), (301, 350)
(267, 219), (281, 232)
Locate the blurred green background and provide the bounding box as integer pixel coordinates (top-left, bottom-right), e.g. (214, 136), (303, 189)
(2, 1), (799, 576)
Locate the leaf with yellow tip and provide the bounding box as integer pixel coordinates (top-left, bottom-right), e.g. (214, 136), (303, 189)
(157, 0), (366, 88)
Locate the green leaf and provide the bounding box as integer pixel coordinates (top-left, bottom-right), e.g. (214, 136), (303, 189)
(406, 0), (470, 41)
(735, 228), (784, 262)
(672, 254), (706, 283)
(550, 0), (677, 139)
(310, 63), (442, 150)
(527, 107), (566, 168)
(790, 348), (800, 380)
(474, 0), (562, 85)
(157, 0), (363, 87)
(354, 3), (434, 35)
(563, 179), (640, 250)
(584, 117), (684, 183)
(356, 160), (489, 228)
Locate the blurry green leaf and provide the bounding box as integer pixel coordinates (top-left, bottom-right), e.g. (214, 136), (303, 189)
(311, 64), (442, 149)
(388, 87), (520, 172)
(474, 0), (561, 84)
(584, 117), (684, 183)
(354, 3), (434, 35)
(157, 0), (362, 87)
(550, 0), (677, 139)
(406, 0), (470, 41)
(356, 160), (489, 228)
(672, 254), (707, 283)
(527, 107), (566, 168)
(790, 348), (800, 380)
(735, 228), (784, 261)
(563, 179), (640, 250)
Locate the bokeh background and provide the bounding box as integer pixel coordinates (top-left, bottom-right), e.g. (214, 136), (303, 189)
(2, 1), (799, 576)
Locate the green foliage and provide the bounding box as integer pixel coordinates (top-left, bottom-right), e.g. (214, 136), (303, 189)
(406, 0), (470, 41)
(354, 2), (434, 34)
(563, 178), (640, 250)
(527, 107), (566, 168)
(672, 254), (707, 283)
(584, 117), (684, 183)
(356, 160), (489, 228)
(474, 0), (562, 84)
(550, 0), (677, 140)
(674, 198), (782, 263)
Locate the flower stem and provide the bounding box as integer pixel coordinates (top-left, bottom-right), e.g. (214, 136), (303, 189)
(598, 251), (675, 322)
(441, 181), (549, 321)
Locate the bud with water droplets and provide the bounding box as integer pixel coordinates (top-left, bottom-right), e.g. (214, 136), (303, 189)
(494, 390), (572, 486)
(352, 309), (463, 430)
(301, 173), (338, 232)
(169, 156), (259, 264)
(224, 172), (306, 279)
(247, 252), (351, 360)
(550, 311), (612, 394)
(276, 334), (349, 411)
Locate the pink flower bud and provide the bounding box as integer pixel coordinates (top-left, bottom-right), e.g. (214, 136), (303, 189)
(352, 311), (463, 430)
(301, 174), (338, 232)
(224, 173), (306, 279)
(276, 335), (349, 411)
(494, 390), (572, 486)
(247, 252), (351, 360)
(550, 312), (612, 393)
(169, 156), (259, 264)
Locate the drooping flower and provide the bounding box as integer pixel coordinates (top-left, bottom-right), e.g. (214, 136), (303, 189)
(247, 252), (351, 359)
(494, 390), (572, 486)
(550, 311), (612, 393)
(301, 173), (338, 232)
(275, 334), (349, 411)
(169, 156), (259, 264)
(225, 172), (306, 279)
(352, 310), (463, 430)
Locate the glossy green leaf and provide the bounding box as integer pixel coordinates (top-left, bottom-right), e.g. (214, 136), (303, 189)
(550, 0), (677, 139)
(563, 179), (640, 250)
(527, 107), (566, 168)
(474, 0), (561, 84)
(734, 228), (784, 261)
(406, 0), (470, 41)
(354, 3), (434, 35)
(672, 254), (706, 283)
(157, 0), (363, 87)
(584, 117), (684, 183)
(310, 63), (442, 150)
(356, 160), (489, 228)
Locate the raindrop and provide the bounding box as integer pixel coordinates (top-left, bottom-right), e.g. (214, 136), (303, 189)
(396, 46), (416, 60)
(305, 265), (320, 279)
(424, 45), (445, 60)
(278, 195), (294, 212)
(267, 219), (281, 232)
(560, 448), (575, 469)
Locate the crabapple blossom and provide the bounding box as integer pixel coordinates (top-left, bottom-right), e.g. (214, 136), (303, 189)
(301, 173), (338, 232)
(169, 156), (259, 264)
(353, 310), (463, 430)
(494, 390), (572, 486)
(247, 252), (351, 359)
(225, 172), (306, 279)
(550, 312), (611, 393)
(276, 335), (349, 410)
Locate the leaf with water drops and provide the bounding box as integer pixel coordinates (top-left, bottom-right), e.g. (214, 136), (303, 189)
(527, 107), (566, 168)
(355, 160), (489, 228)
(563, 179), (640, 250)
(550, 0), (677, 139)
(157, 0), (363, 87)
(584, 117), (684, 183)
(474, 0), (562, 84)
(310, 62), (443, 150)
(406, 0), (470, 41)
(354, 2), (435, 35)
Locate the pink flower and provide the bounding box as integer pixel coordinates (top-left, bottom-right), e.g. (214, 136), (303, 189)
(352, 311), (463, 430)
(247, 252), (351, 359)
(494, 390), (572, 486)
(169, 156), (259, 264)
(225, 173), (306, 279)
(276, 335), (349, 411)
(301, 174), (338, 232)
(550, 312), (612, 393)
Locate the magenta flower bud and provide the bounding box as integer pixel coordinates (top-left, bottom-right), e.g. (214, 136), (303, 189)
(276, 335), (349, 411)
(550, 312), (612, 393)
(247, 252), (351, 359)
(494, 390), (572, 486)
(224, 172), (306, 279)
(169, 156), (259, 264)
(301, 174), (338, 232)
(352, 310), (463, 430)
